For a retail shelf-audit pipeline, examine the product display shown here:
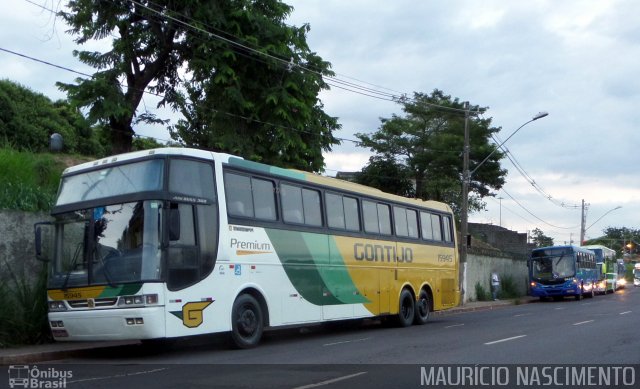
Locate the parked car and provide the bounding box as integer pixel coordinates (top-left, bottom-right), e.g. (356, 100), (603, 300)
(595, 273), (616, 294)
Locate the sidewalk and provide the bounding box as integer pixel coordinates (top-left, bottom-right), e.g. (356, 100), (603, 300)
(0, 297), (536, 365)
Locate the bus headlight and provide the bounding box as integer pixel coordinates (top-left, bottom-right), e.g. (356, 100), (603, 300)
(618, 279), (626, 286)
(48, 301), (67, 311)
(118, 294), (159, 307)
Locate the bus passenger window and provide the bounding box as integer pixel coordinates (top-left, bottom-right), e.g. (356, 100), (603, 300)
(252, 178), (277, 221)
(326, 193), (345, 229)
(344, 197), (360, 231)
(302, 188), (322, 226)
(281, 184), (304, 224)
(394, 206), (408, 237)
(407, 209), (419, 238)
(378, 204), (392, 235)
(442, 216), (453, 242)
(225, 173), (253, 217)
(420, 212), (433, 240)
(363, 201), (379, 234)
(431, 214), (443, 241)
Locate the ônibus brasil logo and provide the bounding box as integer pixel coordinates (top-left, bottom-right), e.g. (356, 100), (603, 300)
(8, 365), (72, 388)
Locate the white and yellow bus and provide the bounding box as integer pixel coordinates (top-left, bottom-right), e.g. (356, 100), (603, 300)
(35, 148), (459, 348)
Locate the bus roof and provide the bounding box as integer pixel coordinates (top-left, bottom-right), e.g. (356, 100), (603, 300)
(62, 147), (453, 213)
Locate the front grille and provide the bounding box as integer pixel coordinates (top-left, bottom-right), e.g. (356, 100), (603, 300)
(67, 297), (118, 308)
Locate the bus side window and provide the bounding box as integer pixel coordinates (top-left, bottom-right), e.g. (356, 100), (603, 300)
(442, 216), (453, 242)
(363, 200), (379, 234)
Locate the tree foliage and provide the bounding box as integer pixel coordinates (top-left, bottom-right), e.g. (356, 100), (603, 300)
(58, 0), (339, 171)
(170, 2), (339, 172)
(0, 79), (103, 155)
(355, 90), (506, 215)
(585, 226), (640, 257)
(354, 156), (415, 197)
(530, 228), (554, 248)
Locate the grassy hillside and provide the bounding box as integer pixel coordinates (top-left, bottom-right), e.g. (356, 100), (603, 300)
(0, 148), (80, 211)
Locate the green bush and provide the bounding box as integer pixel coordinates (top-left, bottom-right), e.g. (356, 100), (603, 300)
(498, 274), (521, 299)
(0, 260), (51, 347)
(475, 282), (490, 301)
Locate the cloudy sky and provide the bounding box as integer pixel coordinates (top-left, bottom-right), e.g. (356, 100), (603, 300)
(2, 0), (638, 246)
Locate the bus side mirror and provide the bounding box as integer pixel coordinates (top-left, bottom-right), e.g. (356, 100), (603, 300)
(34, 222), (52, 262)
(169, 208), (181, 241)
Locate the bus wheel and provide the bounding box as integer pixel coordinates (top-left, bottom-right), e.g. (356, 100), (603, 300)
(231, 294), (264, 349)
(414, 290), (431, 325)
(397, 289), (415, 327)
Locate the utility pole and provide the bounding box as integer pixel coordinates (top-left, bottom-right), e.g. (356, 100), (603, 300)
(459, 101), (470, 304)
(580, 199), (588, 244)
(461, 101), (470, 261)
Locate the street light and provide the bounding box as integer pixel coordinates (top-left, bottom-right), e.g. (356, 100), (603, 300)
(580, 205), (622, 243)
(469, 111), (548, 177)
(459, 109), (548, 302)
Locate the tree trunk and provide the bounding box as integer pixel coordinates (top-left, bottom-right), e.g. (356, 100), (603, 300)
(109, 117), (134, 155)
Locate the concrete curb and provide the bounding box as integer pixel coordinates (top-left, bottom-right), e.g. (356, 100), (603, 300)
(0, 341), (139, 365)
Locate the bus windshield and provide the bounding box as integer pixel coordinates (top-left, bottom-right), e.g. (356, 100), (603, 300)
(56, 159), (164, 206)
(530, 250), (575, 280)
(48, 201), (163, 289)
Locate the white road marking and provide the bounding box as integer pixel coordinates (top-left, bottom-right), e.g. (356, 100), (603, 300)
(323, 337), (370, 347)
(444, 324), (465, 328)
(484, 335), (527, 345)
(292, 372), (367, 389)
(68, 368), (167, 383)
(620, 311), (632, 315)
(573, 320), (594, 326)
(513, 313), (531, 317)
(554, 307), (565, 310)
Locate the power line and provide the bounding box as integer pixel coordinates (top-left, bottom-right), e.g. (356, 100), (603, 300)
(500, 188), (578, 230)
(491, 132), (581, 209)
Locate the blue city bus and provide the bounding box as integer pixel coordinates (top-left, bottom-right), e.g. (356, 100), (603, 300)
(528, 245), (597, 301)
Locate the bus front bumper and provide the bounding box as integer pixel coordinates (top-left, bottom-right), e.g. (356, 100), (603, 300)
(529, 283), (579, 297)
(48, 306), (166, 341)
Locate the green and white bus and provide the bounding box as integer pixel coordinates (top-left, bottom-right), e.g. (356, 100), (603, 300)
(36, 148), (459, 348)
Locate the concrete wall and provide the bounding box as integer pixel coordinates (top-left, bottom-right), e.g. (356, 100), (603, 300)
(463, 248), (529, 303)
(0, 210), (50, 285)
(469, 222), (535, 257)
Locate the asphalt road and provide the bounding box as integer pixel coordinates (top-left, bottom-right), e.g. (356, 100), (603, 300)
(7, 287), (640, 388)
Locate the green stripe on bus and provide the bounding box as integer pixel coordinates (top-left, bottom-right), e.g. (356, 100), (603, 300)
(228, 157), (307, 181)
(323, 236), (369, 304)
(266, 229), (368, 305)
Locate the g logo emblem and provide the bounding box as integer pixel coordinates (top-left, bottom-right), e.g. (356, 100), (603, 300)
(182, 301), (213, 328)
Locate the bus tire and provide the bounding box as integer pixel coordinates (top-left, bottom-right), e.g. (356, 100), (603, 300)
(414, 289), (431, 325)
(230, 294), (264, 349)
(397, 289), (415, 327)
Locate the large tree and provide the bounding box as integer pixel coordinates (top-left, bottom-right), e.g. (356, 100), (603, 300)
(355, 90), (506, 215)
(530, 228), (554, 248)
(169, 2), (339, 171)
(57, 0), (339, 170)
